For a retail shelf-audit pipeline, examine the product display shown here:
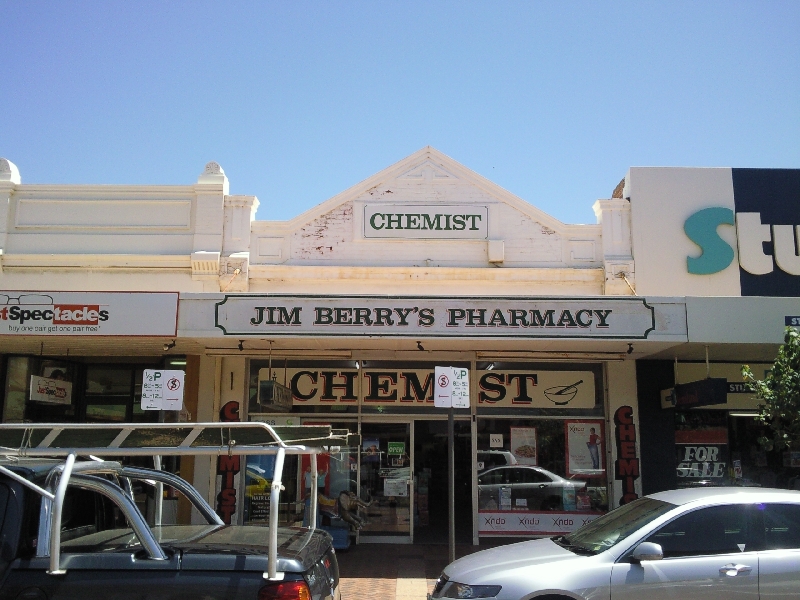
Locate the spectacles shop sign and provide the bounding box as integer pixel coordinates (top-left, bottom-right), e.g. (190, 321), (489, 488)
(215, 295), (656, 339)
(0, 292), (179, 336)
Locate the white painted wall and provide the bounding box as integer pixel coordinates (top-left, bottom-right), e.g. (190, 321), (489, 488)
(628, 167), (741, 297)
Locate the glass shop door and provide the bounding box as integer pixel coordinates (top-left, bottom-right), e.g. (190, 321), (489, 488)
(358, 421), (412, 543)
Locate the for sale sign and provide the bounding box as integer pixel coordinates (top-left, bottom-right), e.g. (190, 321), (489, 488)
(142, 369), (185, 411)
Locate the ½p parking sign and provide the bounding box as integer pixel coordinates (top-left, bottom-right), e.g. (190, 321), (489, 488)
(434, 366), (470, 408)
(142, 369), (185, 411)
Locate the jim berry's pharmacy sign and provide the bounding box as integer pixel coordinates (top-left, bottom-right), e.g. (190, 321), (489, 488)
(215, 295), (656, 339)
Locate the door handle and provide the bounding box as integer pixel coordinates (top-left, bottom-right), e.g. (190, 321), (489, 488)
(719, 564), (752, 577)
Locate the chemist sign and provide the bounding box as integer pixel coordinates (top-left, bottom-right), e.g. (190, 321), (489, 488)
(142, 369), (185, 411)
(434, 366), (470, 408)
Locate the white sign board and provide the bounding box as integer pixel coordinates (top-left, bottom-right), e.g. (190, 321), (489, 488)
(489, 434), (503, 448)
(0, 292), (178, 336)
(214, 295), (660, 339)
(29, 375), (72, 405)
(434, 366), (453, 408)
(363, 204), (489, 240)
(142, 369), (185, 411)
(479, 511), (601, 536)
(434, 366), (470, 408)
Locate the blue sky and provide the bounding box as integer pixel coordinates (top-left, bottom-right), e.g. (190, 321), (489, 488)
(2, 1), (798, 225)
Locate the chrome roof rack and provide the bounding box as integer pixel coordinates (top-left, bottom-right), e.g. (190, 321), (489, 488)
(0, 422), (359, 580)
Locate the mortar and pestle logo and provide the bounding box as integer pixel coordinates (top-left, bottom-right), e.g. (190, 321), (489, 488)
(544, 380), (583, 405)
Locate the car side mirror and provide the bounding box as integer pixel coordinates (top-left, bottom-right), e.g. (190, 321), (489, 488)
(631, 542), (663, 563)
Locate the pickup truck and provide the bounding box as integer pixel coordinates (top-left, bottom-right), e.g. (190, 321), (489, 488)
(0, 423), (348, 600)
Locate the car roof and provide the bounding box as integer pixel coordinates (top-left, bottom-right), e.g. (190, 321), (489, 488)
(648, 486), (800, 506)
(480, 464), (554, 475)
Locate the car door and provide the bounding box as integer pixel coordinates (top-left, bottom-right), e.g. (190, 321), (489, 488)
(477, 468), (507, 509)
(515, 468), (556, 510)
(610, 504), (759, 600)
(758, 503), (800, 600)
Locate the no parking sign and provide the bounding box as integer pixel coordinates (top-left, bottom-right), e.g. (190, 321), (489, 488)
(142, 369), (185, 411)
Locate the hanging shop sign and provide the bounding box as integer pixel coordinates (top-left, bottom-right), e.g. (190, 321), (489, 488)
(256, 369), (293, 412)
(660, 378), (728, 410)
(0, 291), (178, 336)
(29, 375), (72, 405)
(246, 368), (596, 409)
(363, 204), (489, 239)
(215, 295), (655, 339)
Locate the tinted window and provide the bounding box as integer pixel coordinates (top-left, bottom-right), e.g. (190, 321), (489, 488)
(479, 470), (506, 485)
(520, 469), (550, 484)
(648, 505), (756, 557)
(60, 487), (129, 546)
(763, 504), (800, 550)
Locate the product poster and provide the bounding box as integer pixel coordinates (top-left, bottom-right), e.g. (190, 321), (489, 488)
(509, 427), (537, 465)
(565, 420), (605, 476)
(362, 439), (380, 462)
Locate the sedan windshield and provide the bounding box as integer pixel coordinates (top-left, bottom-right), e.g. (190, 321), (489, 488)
(558, 497), (675, 553)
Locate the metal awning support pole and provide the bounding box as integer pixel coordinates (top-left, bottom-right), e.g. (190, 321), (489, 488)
(49, 452), (76, 575)
(153, 455), (163, 528)
(448, 407), (455, 564)
(267, 446), (286, 580)
(309, 453), (318, 531)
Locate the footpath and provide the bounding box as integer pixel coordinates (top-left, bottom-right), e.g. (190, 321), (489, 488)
(337, 540), (514, 600)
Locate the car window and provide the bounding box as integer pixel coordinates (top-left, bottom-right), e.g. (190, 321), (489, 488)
(763, 504), (800, 550)
(479, 470), (506, 485)
(519, 469), (549, 484)
(59, 487), (133, 551)
(647, 505), (756, 558)
(565, 497), (675, 553)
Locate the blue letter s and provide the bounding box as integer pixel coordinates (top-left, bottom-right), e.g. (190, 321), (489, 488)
(684, 207), (735, 275)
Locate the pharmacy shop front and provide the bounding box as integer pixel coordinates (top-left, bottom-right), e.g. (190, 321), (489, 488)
(192, 293), (680, 545)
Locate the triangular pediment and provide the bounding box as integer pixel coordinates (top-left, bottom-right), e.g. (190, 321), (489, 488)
(397, 159), (458, 181)
(278, 146), (569, 231)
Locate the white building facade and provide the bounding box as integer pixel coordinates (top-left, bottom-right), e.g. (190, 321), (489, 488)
(0, 150), (793, 545)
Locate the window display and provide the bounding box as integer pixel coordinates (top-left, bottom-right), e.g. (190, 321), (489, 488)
(477, 418), (607, 536)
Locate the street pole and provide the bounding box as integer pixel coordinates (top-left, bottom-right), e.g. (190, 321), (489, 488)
(448, 406), (455, 563)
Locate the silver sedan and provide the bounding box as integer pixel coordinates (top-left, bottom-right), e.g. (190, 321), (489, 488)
(477, 465), (586, 511)
(430, 487), (800, 600)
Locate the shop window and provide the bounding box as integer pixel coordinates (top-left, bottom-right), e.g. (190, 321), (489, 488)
(477, 417), (609, 537)
(1, 357), (169, 425)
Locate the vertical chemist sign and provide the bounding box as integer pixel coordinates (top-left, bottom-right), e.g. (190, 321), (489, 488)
(434, 366), (470, 408)
(142, 369), (185, 411)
